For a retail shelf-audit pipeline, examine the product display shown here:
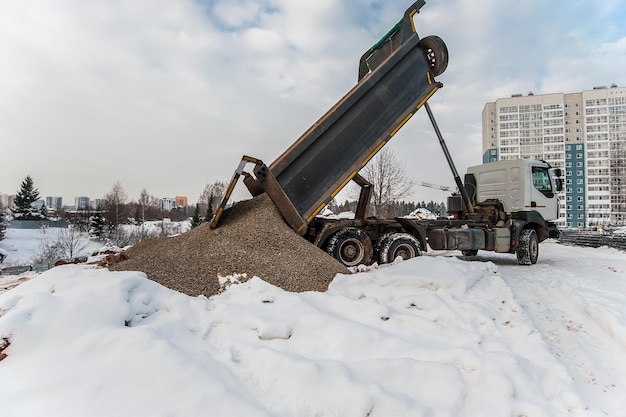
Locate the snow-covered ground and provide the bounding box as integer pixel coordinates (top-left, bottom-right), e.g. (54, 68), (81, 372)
(0, 220), (190, 269)
(0, 227), (103, 268)
(1, 230), (625, 416)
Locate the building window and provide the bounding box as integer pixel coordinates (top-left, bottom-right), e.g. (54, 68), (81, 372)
(576, 153), (583, 159)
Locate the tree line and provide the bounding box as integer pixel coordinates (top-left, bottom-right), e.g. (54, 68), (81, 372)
(1, 175), (228, 238)
(2, 148), (448, 242)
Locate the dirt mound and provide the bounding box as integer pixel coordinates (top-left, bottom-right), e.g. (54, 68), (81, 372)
(112, 194), (350, 297)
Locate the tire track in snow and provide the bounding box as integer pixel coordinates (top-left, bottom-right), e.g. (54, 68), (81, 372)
(487, 242), (626, 415)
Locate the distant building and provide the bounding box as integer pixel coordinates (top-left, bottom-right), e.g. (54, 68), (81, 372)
(161, 198), (176, 211)
(74, 196), (90, 210)
(175, 196), (188, 208)
(90, 198), (105, 210)
(0, 193), (14, 209)
(46, 196), (63, 210)
(482, 85), (626, 228)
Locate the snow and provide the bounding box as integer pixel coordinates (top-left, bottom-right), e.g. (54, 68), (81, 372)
(1, 231), (626, 416)
(404, 207), (438, 220)
(0, 227), (103, 267)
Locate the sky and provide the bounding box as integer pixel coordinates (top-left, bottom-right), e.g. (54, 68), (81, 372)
(2, 0), (626, 206)
(2, 230), (626, 416)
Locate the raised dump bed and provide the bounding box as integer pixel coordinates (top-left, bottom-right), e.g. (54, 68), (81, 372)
(212, 0), (448, 235)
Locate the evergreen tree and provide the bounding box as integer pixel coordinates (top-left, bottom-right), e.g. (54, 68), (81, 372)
(205, 193), (214, 222)
(11, 175), (45, 220)
(89, 205), (107, 239)
(191, 204), (202, 228)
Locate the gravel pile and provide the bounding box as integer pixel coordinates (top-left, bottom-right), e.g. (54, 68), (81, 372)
(112, 194), (350, 297)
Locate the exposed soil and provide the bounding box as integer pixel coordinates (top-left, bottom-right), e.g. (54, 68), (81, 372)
(112, 194), (350, 297)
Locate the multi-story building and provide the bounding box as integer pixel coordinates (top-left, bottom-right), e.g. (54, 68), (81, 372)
(175, 196), (187, 209)
(482, 85), (626, 228)
(0, 194), (14, 209)
(46, 196), (63, 211)
(74, 196), (90, 211)
(161, 198), (176, 211)
(90, 198), (105, 210)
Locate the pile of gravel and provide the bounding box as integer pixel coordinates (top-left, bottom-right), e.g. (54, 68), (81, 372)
(112, 194), (350, 297)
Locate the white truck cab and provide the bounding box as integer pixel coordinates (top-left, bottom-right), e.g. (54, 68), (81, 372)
(466, 159), (561, 222)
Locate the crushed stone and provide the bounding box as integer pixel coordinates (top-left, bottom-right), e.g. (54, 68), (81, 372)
(112, 194), (350, 297)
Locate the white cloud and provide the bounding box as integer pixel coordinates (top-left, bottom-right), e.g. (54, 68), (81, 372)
(0, 0), (624, 206)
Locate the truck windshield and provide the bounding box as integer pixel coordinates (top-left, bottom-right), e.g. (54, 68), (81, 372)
(532, 166), (553, 197)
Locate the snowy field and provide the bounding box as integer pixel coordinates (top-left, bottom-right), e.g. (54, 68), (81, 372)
(1, 230), (626, 416)
(0, 220), (190, 270)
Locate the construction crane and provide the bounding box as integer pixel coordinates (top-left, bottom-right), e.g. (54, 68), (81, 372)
(419, 182), (458, 193)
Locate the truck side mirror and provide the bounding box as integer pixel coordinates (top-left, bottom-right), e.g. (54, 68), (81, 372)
(555, 178), (563, 192)
(551, 168), (563, 192)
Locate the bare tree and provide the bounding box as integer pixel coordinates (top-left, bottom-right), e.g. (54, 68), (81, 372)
(55, 227), (89, 260)
(104, 181), (128, 227)
(198, 181), (226, 218)
(137, 188), (151, 222)
(35, 227), (89, 266)
(360, 148), (414, 217)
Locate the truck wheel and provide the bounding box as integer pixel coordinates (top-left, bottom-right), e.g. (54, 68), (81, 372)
(376, 233), (422, 264)
(420, 35), (448, 77)
(516, 229), (539, 265)
(461, 250), (478, 257)
(326, 227), (373, 267)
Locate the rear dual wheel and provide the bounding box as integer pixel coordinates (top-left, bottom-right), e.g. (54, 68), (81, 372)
(326, 227), (373, 267)
(376, 233), (422, 264)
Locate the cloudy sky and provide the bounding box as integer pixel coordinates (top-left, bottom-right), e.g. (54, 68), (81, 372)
(1, 0), (625, 206)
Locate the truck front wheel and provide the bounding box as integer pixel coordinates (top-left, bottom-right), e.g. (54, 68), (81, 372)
(326, 227), (373, 267)
(376, 233), (422, 264)
(516, 229), (539, 265)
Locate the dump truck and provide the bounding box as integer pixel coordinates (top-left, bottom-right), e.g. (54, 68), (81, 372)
(211, 0), (562, 266)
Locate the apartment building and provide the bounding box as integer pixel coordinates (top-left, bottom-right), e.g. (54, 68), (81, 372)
(46, 196), (63, 211)
(482, 85), (626, 228)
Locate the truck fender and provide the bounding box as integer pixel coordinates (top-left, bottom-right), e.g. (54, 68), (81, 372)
(510, 210), (550, 244)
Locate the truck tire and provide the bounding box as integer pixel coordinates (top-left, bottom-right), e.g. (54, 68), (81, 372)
(516, 229), (539, 265)
(420, 35), (448, 77)
(461, 250), (478, 257)
(376, 233), (422, 264)
(326, 227), (373, 267)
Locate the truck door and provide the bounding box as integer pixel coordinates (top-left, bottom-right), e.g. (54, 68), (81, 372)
(529, 165), (559, 221)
